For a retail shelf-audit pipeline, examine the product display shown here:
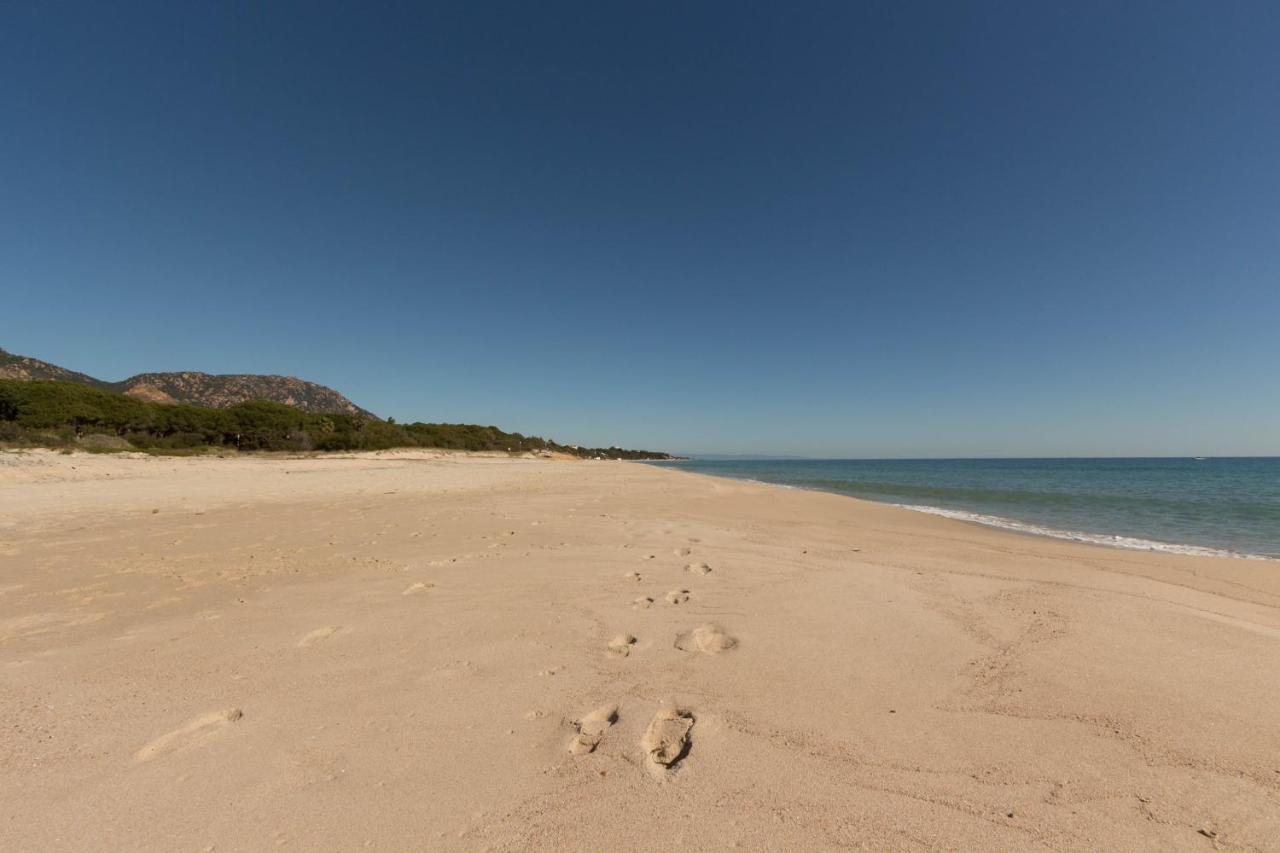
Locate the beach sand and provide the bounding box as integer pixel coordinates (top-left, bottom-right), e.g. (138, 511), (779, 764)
(2, 449), (1278, 851)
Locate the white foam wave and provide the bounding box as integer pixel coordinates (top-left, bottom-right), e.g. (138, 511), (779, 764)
(743, 478), (796, 489)
(892, 504), (1274, 561)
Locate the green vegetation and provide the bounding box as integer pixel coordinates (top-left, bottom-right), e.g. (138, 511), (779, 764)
(0, 379), (676, 460)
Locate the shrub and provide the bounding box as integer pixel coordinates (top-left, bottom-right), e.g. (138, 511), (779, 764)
(0, 379), (673, 459)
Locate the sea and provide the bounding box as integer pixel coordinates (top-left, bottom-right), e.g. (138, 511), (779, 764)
(649, 457), (1280, 560)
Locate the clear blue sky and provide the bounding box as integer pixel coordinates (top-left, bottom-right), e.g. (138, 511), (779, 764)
(3, 2), (1278, 457)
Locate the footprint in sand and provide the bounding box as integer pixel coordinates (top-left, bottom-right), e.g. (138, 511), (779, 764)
(297, 626), (342, 647)
(568, 704), (618, 755)
(684, 561), (712, 576)
(134, 708), (243, 763)
(633, 596), (654, 610)
(640, 705), (694, 773)
(402, 582), (434, 595)
(675, 624), (737, 654)
(665, 589), (690, 605)
(623, 572), (642, 582)
(606, 633), (637, 658)
(673, 547), (693, 557)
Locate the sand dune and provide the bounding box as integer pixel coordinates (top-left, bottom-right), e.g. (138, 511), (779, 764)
(2, 448), (1278, 851)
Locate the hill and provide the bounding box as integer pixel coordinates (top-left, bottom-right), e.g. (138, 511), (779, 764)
(109, 371), (371, 415)
(0, 347), (372, 416)
(0, 347), (112, 389)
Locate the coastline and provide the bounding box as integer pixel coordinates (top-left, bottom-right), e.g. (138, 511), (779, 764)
(650, 458), (1280, 562)
(3, 449), (1278, 850)
(889, 502), (1275, 561)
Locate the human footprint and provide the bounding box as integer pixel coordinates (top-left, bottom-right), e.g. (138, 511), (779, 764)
(675, 624), (737, 654)
(568, 704), (618, 755)
(640, 705), (694, 772)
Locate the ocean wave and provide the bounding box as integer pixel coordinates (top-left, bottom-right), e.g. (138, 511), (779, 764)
(787, 478), (1280, 520)
(892, 503), (1275, 561)
(743, 478), (796, 489)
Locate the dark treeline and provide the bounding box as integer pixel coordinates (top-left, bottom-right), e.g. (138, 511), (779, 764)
(0, 380), (676, 460)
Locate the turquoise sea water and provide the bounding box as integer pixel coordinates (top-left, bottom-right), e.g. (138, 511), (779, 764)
(650, 458), (1280, 559)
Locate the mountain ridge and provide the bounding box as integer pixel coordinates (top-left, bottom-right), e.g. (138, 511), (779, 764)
(0, 347), (373, 416)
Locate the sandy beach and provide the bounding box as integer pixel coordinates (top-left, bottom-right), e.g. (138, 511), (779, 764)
(2, 449), (1278, 852)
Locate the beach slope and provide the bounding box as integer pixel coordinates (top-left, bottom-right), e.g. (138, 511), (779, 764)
(1, 450), (1277, 851)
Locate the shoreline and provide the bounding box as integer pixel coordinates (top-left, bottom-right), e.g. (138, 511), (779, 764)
(16, 446), (1273, 561)
(889, 501), (1275, 561)
(648, 459), (1279, 562)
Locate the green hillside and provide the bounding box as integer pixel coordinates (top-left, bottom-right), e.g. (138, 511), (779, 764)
(0, 379), (675, 460)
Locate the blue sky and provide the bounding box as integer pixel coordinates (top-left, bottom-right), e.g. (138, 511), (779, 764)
(2, 2), (1278, 457)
